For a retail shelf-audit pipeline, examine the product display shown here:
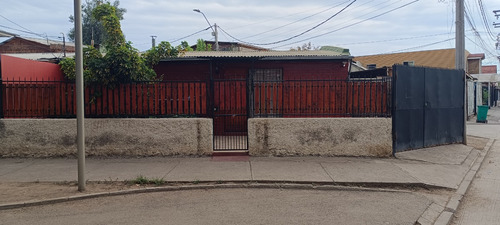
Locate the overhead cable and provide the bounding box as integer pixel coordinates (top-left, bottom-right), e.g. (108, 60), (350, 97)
(219, 0), (357, 46)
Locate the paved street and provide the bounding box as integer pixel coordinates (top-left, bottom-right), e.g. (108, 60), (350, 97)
(0, 188), (430, 225)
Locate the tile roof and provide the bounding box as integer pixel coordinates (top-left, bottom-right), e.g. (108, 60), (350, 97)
(482, 65), (497, 74)
(181, 50), (351, 59)
(353, 48), (470, 69)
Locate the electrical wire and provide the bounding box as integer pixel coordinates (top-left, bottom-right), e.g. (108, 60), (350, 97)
(225, 0), (351, 31)
(386, 38), (455, 54)
(219, 0), (357, 46)
(477, 0), (497, 41)
(0, 24), (45, 37)
(271, 0), (420, 49)
(248, 0), (393, 44)
(0, 14), (39, 36)
(466, 35), (497, 57)
(240, 0), (351, 40)
(335, 32), (459, 45)
(169, 27), (211, 43)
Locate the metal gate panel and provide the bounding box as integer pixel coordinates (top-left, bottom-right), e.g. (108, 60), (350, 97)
(212, 79), (248, 151)
(393, 65), (464, 153)
(392, 66), (425, 152)
(423, 67), (464, 146)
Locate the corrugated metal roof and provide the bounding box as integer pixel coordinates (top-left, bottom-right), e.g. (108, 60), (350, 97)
(0, 30), (17, 37)
(180, 50), (351, 58)
(22, 37), (75, 47)
(4, 52), (75, 60)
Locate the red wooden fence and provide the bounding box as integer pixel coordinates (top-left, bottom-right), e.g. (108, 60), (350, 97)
(1, 80), (208, 118)
(252, 79), (391, 117)
(1, 78), (391, 118)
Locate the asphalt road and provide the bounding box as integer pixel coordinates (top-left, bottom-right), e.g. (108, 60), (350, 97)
(1, 188), (431, 225)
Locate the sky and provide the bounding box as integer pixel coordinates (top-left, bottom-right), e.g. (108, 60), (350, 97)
(1, 0), (500, 69)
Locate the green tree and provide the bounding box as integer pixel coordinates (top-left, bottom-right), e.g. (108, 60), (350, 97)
(60, 2), (155, 85)
(195, 39), (212, 51)
(68, 0), (126, 47)
(178, 41), (193, 52)
(142, 41), (179, 68)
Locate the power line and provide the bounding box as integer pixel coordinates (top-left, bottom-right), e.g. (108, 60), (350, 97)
(219, 0), (357, 46)
(477, 0), (497, 41)
(336, 32), (460, 45)
(240, 0), (351, 40)
(386, 38), (455, 54)
(226, 0), (351, 31)
(248, 0), (394, 44)
(0, 14), (38, 35)
(271, 0), (420, 49)
(0, 24), (44, 37)
(169, 27), (211, 43)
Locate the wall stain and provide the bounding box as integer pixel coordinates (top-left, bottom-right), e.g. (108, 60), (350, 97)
(342, 128), (359, 142)
(60, 135), (76, 146)
(296, 127), (335, 146)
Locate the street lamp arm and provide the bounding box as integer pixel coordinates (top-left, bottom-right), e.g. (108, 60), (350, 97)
(193, 9), (215, 33)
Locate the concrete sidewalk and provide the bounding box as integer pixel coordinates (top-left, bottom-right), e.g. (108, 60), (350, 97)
(0, 143), (481, 189)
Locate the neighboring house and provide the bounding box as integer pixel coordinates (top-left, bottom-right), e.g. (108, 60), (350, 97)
(467, 53), (485, 74)
(154, 50), (354, 136)
(482, 65), (498, 74)
(353, 48), (484, 74)
(0, 33), (72, 80)
(192, 41), (268, 51)
(473, 64), (499, 107)
(0, 36), (75, 54)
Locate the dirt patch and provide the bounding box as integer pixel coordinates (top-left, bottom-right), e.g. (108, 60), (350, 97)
(0, 182), (143, 205)
(466, 136), (489, 150)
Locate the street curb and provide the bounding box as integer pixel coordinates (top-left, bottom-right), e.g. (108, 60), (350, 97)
(0, 181), (421, 210)
(424, 138), (496, 225)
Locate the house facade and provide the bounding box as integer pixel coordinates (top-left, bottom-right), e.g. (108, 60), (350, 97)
(0, 36), (75, 54)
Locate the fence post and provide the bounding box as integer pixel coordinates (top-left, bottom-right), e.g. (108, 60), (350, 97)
(247, 71), (254, 118)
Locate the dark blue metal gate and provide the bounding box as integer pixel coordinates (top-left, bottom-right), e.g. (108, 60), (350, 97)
(392, 65), (465, 153)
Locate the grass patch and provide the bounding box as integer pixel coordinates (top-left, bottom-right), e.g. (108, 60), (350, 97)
(130, 175), (166, 186)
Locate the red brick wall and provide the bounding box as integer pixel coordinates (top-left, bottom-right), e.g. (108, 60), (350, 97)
(1, 55), (64, 80)
(0, 38), (51, 53)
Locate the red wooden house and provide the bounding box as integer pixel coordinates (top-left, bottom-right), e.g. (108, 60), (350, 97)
(154, 50), (357, 138)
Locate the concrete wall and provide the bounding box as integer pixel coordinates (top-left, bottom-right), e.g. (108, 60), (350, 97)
(0, 118), (213, 157)
(248, 118), (392, 157)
